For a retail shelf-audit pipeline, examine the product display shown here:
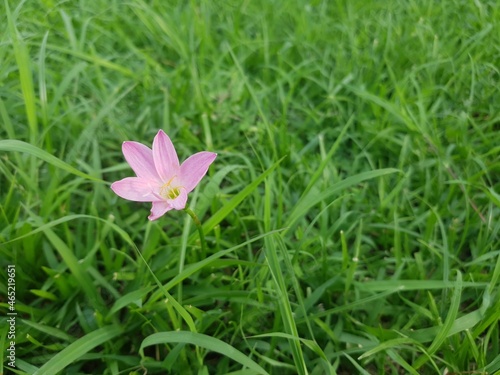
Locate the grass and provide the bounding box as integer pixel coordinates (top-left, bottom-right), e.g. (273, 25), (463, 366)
(0, 0), (499, 374)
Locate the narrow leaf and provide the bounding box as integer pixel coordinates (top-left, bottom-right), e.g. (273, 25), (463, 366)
(140, 331), (269, 375)
(0, 140), (103, 182)
(33, 326), (122, 375)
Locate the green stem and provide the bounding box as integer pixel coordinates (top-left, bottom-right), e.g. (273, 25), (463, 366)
(184, 207), (208, 253)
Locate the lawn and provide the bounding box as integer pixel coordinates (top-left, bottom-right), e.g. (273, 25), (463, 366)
(1, 0), (499, 374)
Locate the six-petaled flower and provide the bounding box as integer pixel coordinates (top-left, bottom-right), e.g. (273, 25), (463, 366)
(111, 130), (216, 220)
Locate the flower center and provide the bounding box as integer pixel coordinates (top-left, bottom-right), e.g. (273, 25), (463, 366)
(159, 176), (181, 200)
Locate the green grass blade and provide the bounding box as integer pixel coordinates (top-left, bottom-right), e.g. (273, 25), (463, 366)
(347, 86), (416, 133)
(343, 353), (371, 375)
(414, 271), (463, 369)
(358, 337), (418, 360)
(39, 226), (105, 313)
(284, 168), (400, 232)
(264, 235), (307, 374)
(0, 140), (104, 182)
(107, 286), (155, 317)
(4, 0), (38, 144)
(483, 354), (500, 374)
(147, 229), (282, 304)
(407, 306), (487, 343)
(386, 349), (420, 375)
(263, 169), (308, 374)
(355, 279), (485, 292)
(191, 156), (285, 242)
(37, 42), (135, 77)
(33, 326), (122, 375)
(301, 116), (355, 198)
(2, 212), (196, 331)
(228, 44), (276, 159)
(251, 332), (328, 362)
(140, 331), (269, 375)
(21, 319), (75, 343)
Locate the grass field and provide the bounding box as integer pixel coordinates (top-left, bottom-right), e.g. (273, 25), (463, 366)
(1, 0), (499, 374)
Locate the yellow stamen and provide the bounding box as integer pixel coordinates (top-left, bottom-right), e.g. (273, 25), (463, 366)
(159, 176), (180, 200)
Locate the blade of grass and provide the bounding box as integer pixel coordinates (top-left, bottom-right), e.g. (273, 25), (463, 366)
(413, 271), (463, 369)
(3, 212), (197, 332)
(0, 140), (104, 182)
(264, 171), (308, 375)
(5, 0), (38, 145)
(34, 42), (135, 77)
(343, 353), (371, 375)
(251, 332), (328, 362)
(301, 116), (354, 198)
(265, 247), (306, 373)
(355, 279), (484, 291)
(228, 43), (277, 159)
(147, 229), (283, 304)
(140, 331), (269, 375)
(358, 337), (419, 360)
(39, 225), (105, 313)
(284, 168), (400, 233)
(20, 320), (75, 343)
(189, 156), (285, 243)
(33, 326), (122, 375)
(107, 286), (155, 317)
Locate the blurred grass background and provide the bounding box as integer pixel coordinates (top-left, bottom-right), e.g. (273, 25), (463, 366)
(0, 0), (499, 374)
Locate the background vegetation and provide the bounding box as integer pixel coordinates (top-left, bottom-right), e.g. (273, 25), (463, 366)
(1, 0), (499, 374)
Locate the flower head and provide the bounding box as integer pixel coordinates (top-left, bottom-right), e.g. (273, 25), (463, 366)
(111, 130), (216, 220)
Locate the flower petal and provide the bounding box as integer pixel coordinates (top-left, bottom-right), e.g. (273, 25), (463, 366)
(148, 201), (172, 221)
(111, 177), (158, 202)
(152, 130), (180, 181)
(122, 141), (159, 181)
(180, 152), (217, 193)
(168, 188), (188, 210)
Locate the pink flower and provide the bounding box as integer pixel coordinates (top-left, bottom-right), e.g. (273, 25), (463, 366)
(111, 130), (216, 221)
